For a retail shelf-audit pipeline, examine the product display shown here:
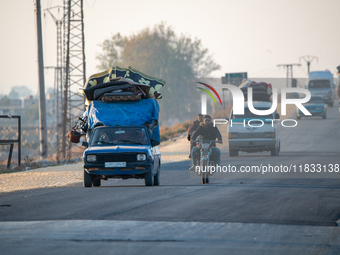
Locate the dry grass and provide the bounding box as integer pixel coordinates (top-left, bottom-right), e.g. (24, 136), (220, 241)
(159, 121), (190, 141)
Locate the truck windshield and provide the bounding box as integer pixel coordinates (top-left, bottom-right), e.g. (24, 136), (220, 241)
(90, 127), (150, 146)
(232, 107), (273, 119)
(308, 80), (330, 89)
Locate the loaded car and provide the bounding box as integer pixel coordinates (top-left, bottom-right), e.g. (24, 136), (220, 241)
(296, 96), (327, 119)
(83, 126), (161, 187)
(69, 66), (165, 187)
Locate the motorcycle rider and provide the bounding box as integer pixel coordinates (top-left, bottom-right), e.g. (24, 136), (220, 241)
(187, 114), (203, 158)
(189, 115), (222, 171)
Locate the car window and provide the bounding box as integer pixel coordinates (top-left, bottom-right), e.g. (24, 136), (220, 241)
(308, 80), (330, 89)
(232, 107), (274, 119)
(90, 127), (150, 146)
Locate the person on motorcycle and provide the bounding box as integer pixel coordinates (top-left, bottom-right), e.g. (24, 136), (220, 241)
(187, 114), (203, 158)
(189, 115), (222, 171)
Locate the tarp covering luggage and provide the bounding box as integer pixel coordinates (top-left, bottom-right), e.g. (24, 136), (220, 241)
(86, 99), (160, 143)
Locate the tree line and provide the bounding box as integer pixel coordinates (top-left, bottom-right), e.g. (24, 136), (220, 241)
(96, 23), (220, 125)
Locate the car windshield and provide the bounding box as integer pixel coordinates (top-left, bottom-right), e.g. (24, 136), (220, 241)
(90, 127), (150, 146)
(308, 97), (324, 104)
(232, 107), (273, 119)
(308, 80), (330, 89)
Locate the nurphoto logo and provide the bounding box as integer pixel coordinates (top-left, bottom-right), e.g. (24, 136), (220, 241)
(196, 82), (311, 116)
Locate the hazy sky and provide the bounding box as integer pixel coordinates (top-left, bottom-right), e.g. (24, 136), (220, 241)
(0, 0), (339, 95)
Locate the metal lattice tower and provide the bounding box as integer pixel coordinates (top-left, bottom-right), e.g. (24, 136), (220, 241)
(62, 0), (86, 160)
(277, 64), (301, 87)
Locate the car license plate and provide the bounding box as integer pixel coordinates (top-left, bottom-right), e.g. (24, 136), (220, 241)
(105, 162), (126, 168)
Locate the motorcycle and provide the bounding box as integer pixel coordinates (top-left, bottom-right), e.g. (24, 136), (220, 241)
(194, 139), (218, 184)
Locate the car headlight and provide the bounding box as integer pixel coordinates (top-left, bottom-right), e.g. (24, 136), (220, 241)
(86, 155), (97, 162)
(228, 133), (238, 139)
(264, 132), (276, 138)
(137, 154), (147, 161)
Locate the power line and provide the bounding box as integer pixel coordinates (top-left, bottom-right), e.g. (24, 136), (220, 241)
(277, 63), (301, 87)
(299, 55), (318, 75)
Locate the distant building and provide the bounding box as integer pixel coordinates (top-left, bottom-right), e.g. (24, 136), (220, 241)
(0, 96), (23, 115)
(0, 95), (54, 118)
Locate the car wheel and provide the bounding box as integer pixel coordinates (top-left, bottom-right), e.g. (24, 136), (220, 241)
(83, 169), (92, 187)
(229, 149), (238, 157)
(322, 113), (326, 119)
(271, 147), (279, 156)
(145, 167), (154, 186)
(154, 164), (160, 186)
(92, 177), (101, 187)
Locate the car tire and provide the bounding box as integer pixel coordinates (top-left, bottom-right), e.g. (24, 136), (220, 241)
(92, 177), (101, 187)
(145, 168), (154, 186)
(154, 164), (160, 186)
(229, 149), (238, 157)
(271, 147), (279, 156)
(322, 113), (326, 119)
(83, 169), (92, 188)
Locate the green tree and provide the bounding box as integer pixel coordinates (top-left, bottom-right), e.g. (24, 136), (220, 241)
(8, 86), (33, 99)
(96, 23), (220, 125)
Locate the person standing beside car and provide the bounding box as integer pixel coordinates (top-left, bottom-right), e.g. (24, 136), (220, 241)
(187, 114), (203, 158)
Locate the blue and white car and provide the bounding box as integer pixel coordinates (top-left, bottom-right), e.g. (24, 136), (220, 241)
(82, 126), (161, 187)
(307, 71), (334, 107)
(296, 96), (327, 119)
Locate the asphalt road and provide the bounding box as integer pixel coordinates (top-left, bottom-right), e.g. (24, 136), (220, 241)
(1, 101), (340, 254)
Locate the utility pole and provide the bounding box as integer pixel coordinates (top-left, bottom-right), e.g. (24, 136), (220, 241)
(35, 0), (48, 159)
(45, 6), (64, 163)
(300, 55), (318, 75)
(277, 64), (301, 87)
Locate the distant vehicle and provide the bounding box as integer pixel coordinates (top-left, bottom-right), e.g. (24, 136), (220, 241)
(287, 92), (299, 99)
(296, 96), (327, 119)
(227, 101), (280, 157)
(307, 71), (334, 107)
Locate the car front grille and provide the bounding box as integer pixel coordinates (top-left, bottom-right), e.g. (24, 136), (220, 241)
(237, 133), (265, 138)
(96, 153), (138, 163)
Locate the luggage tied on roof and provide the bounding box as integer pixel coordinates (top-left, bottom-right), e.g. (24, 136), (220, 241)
(80, 66), (166, 105)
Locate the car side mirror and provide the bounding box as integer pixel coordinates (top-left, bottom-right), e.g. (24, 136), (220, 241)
(82, 141), (88, 148)
(151, 140), (160, 146)
(275, 113), (280, 119)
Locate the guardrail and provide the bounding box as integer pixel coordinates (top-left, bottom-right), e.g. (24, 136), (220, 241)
(0, 115), (21, 168)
